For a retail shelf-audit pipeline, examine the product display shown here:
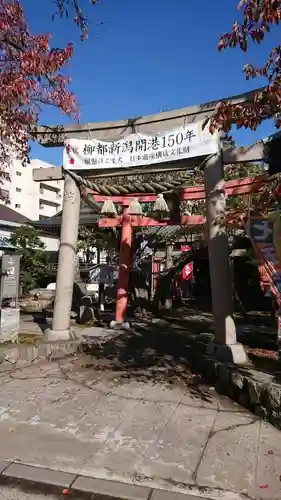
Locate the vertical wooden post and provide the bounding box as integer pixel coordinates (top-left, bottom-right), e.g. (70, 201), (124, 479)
(98, 283), (105, 312)
(151, 254), (156, 299)
(163, 193), (179, 310)
(164, 243), (173, 310)
(114, 208), (132, 325)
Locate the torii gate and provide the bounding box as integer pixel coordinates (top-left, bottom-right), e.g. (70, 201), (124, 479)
(33, 89), (267, 365)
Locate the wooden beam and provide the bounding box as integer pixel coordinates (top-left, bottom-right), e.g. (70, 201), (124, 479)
(98, 213), (245, 229)
(222, 142), (265, 164)
(33, 87), (263, 147)
(94, 194), (158, 203)
(98, 216), (122, 227)
(33, 166), (64, 182)
(98, 215), (205, 228)
(181, 174), (268, 200)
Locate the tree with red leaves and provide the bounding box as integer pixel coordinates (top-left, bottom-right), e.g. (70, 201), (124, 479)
(0, 0), (97, 173)
(209, 1), (281, 134)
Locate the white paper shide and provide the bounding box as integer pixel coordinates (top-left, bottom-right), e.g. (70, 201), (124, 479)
(63, 121), (219, 170)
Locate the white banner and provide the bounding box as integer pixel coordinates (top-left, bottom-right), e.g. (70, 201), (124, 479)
(63, 122), (219, 170)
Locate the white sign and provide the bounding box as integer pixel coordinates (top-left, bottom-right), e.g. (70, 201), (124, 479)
(89, 264), (117, 285)
(0, 307), (20, 338)
(0, 230), (12, 248)
(63, 122), (219, 171)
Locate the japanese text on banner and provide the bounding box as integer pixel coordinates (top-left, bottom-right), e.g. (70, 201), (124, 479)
(63, 123), (219, 170)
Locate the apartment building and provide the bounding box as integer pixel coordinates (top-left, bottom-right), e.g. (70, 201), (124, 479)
(0, 158), (64, 221)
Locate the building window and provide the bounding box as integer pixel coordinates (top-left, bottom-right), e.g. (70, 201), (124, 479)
(16, 187), (21, 192)
(16, 171), (21, 176)
(15, 204), (21, 209)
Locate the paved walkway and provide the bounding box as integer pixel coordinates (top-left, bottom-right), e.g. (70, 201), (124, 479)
(0, 354), (280, 500)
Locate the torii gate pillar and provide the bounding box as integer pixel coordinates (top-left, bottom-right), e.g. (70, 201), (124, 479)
(204, 153), (248, 364)
(110, 207), (132, 329)
(33, 167), (81, 339)
(46, 172), (80, 340)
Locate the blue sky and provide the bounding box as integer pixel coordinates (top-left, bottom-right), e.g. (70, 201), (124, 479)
(22, 0), (280, 165)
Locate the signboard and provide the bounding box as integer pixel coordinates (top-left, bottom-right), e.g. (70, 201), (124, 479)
(247, 216), (281, 301)
(0, 254), (20, 340)
(0, 254), (20, 300)
(0, 230), (13, 249)
(0, 237), (10, 247)
(248, 219), (275, 245)
(0, 307), (20, 335)
(63, 122), (219, 171)
(89, 264), (118, 285)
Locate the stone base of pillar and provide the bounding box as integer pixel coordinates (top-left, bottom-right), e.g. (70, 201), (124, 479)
(206, 341), (249, 365)
(44, 328), (76, 341)
(109, 320), (131, 331)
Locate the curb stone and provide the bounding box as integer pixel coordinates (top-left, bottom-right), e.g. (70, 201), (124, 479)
(0, 339), (82, 367)
(0, 462), (214, 500)
(190, 339), (281, 430)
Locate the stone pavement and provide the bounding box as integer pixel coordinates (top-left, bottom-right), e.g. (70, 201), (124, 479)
(0, 354), (281, 500)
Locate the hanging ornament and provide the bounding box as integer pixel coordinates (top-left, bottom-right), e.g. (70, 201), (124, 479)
(184, 201), (193, 215)
(101, 199), (117, 217)
(128, 198), (143, 215)
(153, 194), (170, 218)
